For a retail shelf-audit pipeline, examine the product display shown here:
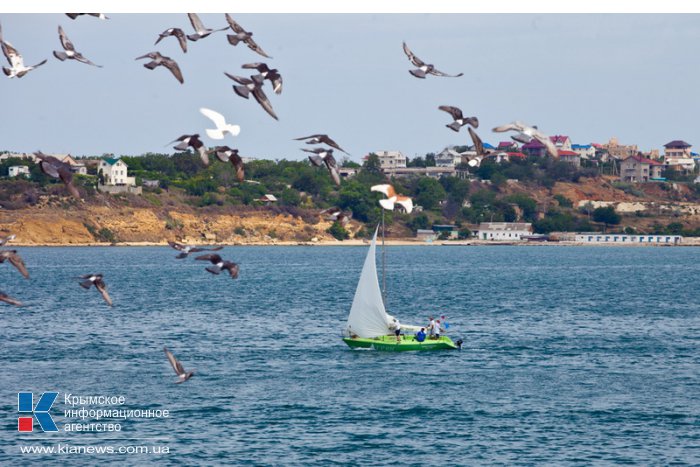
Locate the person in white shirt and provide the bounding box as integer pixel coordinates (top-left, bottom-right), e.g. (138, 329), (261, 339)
(392, 318), (401, 342)
(434, 319), (442, 339)
(428, 317), (436, 338)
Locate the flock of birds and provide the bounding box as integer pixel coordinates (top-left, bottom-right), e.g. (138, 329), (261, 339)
(1, 13), (566, 382)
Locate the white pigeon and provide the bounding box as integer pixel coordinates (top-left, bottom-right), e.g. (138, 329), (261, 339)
(371, 184), (413, 214)
(199, 107), (241, 140)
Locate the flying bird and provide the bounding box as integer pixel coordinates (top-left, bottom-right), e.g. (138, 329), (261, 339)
(66, 13), (109, 20)
(167, 134), (209, 165)
(438, 106), (478, 132)
(302, 148), (340, 186)
(210, 146), (245, 182)
(294, 134), (349, 155)
(199, 108), (241, 140)
(320, 207), (352, 227)
(1, 24), (47, 78)
(135, 52), (183, 84)
(195, 254), (240, 279)
(402, 42), (463, 79)
(0, 290), (23, 307)
(154, 28), (187, 53)
(225, 14), (271, 58)
(465, 127), (491, 167)
(241, 62), (281, 94)
(53, 26), (102, 67)
(492, 121), (558, 157)
(78, 273), (112, 306)
(0, 250), (29, 279)
(0, 234), (16, 246)
(187, 13), (227, 41)
(34, 151), (81, 199)
(371, 184), (414, 214)
(164, 347), (195, 384)
(224, 72), (278, 120)
(167, 241), (223, 259)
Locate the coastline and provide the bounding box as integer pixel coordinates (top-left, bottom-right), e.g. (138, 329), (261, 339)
(9, 239), (700, 247)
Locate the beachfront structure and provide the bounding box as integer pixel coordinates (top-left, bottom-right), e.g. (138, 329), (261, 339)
(382, 166), (456, 179)
(364, 151), (407, 170)
(571, 144), (596, 160)
(476, 222), (532, 241)
(664, 140), (692, 159)
(8, 165), (30, 177)
(416, 229), (438, 242)
(620, 155), (663, 182)
(557, 150), (581, 168)
(574, 233), (681, 244)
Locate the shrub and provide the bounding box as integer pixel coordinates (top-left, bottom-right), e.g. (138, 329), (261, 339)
(327, 221), (350, 240)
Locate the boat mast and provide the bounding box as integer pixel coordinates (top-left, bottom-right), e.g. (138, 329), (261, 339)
(381, 208), (386, 304)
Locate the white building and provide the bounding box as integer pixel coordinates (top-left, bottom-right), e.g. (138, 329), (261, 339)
(0, 152), (38, 163)
(382, 166), (455, 179)
(574, 233), (681, 244)
(435, 147), (467, 167)
(98, 158), (135, 186)
(571, 144), (596, 160)
(364, 151), (407, 170)
(477, 222), (532, 241)
(8, 165), (30, 177)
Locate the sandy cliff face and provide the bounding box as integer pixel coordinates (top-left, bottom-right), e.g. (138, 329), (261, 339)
(0, 205), (338, 245)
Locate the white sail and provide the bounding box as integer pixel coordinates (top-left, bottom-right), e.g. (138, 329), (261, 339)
(345, 228), (391, 338)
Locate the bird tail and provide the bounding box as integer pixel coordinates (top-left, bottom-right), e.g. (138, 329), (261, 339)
(379, 199), (396, 211)
(2, 67), (11, 77)
(409, 69), (426, 79)
(79, 280), (93, 289)
(226, 34), (240, 45)
(233, 85), (250, 99)
(205, 129), (224, 140)
(447, 122), (462, 132)
(251, 73), (264, 85)
(53, 50), (68, 61)
(206, 265), (222, 275)
(187, 34), (201, 42)
(225, 124), (241, 137)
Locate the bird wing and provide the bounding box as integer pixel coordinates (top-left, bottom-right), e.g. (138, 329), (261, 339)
(533, 133), (559, 158)
(468, 127), (485, 156)
(188, 13), (206, 33)
(162, 57), (184, 84)
(438, 105), (463, 120)
(229, 154), (245, 182)
(0, 291), (22, 307)
(226, 262), (240, 279)
(244, 37), (271, 59)
(241, 62), (265, 71)
(324, 153), (341, 186)
(168, 240), (185, 251)
(75, 53), (101, 67)
(225, 13), (246, 34)
(395, 195), (414, 214)
(370, 184), (396, 198)
(402, 42), (424, 67)
(57, 26), (75, 52)
(429, 68), (463, 78)
(199, 107), (227, 130)
(492, 122), (522, 133)
(175, 29), (188, 52)
(164, 347), (185, 375)
(294, 134), (322, 141)
(7, 251), (29, 279)
(307, 155), (324, 167)
(195, 253), (222, 264)
(224, 72), (252, 85)
(2, 41), (23, 68)
(95, 281), (112, 306)
(319, 135), (348, 154)
(252, 87), (278, 120)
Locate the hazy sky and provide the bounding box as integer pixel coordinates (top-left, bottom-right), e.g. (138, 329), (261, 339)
(1, 13), (698, 162)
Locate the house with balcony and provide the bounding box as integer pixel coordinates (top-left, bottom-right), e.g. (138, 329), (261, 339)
(620, 154), (663, 182)
(363, 151), (407, 171)
(558, 150), (581, 168)
(435, 147), (468, 167)
(664, 140), (692, 158)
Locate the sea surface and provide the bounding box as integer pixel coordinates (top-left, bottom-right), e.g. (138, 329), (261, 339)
(0, 245), (698, 465)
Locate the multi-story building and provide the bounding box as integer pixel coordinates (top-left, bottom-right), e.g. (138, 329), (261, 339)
(604, 137), (638, 160)
(476, 222), (532, 241)
(620, 154), (663, 182)
(8, 166), (30, 177)
(363, 151), (407, 170)
(663, 140), (692, 159)
(571, 144), (596, 160)
(98, 158), (135, 186)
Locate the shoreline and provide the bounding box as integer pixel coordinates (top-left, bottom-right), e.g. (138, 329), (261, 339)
(7, 239), (700, 247)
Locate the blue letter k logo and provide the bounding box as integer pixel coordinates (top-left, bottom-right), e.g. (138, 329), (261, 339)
(18, 392), (59, 432)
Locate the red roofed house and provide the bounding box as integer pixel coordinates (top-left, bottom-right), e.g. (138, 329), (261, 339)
(521, 139), (546, 158)
(557, 150), (581, 168)
(497, 141), (519, 152)
(549, 135), (572, 151)
(620, 154), (663, 183)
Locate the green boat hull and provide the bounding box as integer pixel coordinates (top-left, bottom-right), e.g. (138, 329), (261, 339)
(343, 334), (458, 351)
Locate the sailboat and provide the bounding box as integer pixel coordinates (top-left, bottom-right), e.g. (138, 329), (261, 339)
(342, 228), (459, 351)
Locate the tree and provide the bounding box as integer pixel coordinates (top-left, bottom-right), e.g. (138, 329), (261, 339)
(415, 177), (446, 211)
(593, 206), (621, 231)
(327, 221), (350, 240)
(362, 153), (382, 175)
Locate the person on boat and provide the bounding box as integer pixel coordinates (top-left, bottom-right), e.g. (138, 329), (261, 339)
(441, 315), (450, 330)
(433, 319), (442, 339)
(428, 317), (437, 339)
(391, 318), (401, 342)
(415, 327), (426, 342)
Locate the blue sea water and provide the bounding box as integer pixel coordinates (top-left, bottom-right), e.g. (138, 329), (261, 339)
(0, 245), (698, 465)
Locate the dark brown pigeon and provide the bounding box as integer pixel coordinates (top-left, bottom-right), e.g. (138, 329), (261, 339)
(195, 253), (239, 279)
(0, 250), (28, 279)
(135, 51), (184, 84)
(79, 273), (112, 306)
(164, 347), (195, 383)
(167, 241), (223, 259)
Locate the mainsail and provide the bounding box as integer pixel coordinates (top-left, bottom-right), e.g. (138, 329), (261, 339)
(345, 228), (391, 338)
